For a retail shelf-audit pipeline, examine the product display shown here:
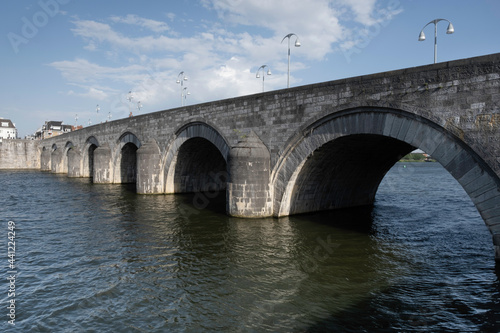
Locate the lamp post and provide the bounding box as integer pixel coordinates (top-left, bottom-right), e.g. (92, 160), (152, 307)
(176, 71), (188, 106)
(281, 33), (301, 88)
(256, 65), (271, 92)
(182, 87), (190, 105)
(418, 18), (454, 64)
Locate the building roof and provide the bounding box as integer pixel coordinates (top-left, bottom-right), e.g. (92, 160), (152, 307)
(45, 121), (63, 129)
(0, 118), (15, 128)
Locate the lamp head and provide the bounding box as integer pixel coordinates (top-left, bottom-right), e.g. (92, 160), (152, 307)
(446, 22), (454, 34)
(267, 68), (272, 75)
(295, 40), (301, 47)
(418, 30), (426, 41)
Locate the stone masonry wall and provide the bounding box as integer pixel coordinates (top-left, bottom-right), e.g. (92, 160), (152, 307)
(35, 53), (500, 180)
(0, 140), (40, 169)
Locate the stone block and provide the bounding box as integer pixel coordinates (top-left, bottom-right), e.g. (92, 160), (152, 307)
(431, 140), (461, 167)
(137, 141), (163, 194)
(67, 148), (82, 177)
(93, 145), (112, 184)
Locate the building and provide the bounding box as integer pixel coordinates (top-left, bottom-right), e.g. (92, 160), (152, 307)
(0, 118), (18, 141)
(35, 121), (73, 140)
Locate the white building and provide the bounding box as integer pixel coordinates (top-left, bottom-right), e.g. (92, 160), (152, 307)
(34, 121), (73, 140)
(0, 118), (17, 141)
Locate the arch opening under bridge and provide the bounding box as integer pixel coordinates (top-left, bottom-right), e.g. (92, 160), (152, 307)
(163, 122), (230, 212)
(273, 108), (500, 257)
(116, 132), (141, 184)
(84, 136), (99, 179)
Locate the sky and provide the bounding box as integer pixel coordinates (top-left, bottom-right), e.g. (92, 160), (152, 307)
(1, 0), (499, 137)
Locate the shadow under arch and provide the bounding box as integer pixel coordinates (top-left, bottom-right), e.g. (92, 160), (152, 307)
(164, 121), (230, 194)
(83, 136), (100, 178)
(62, 141), (74, 174)
(273, 107), (500, 258)
(114, 131), (142, 184)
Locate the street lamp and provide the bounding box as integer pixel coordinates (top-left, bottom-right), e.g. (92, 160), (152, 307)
(137, 101), (142, 111)
(182, 87), (190, 105)
(256, 65), (272, 92)
(127, 90), (133, 102)
(96, 104), (100, 124)
(418, 18), (454, 64)
(176, 71), (188, 106)
(281, 33), (301, 88)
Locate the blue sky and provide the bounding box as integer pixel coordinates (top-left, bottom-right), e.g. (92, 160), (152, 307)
(1, 0), (500, 137)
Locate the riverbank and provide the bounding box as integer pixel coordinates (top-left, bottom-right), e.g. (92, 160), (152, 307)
(399, 152), (436, 162)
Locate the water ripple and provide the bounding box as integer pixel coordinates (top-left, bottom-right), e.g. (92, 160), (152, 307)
(0, 165), (499, 332)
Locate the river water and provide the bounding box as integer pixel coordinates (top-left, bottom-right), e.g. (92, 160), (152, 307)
(1, 162), (499, 332)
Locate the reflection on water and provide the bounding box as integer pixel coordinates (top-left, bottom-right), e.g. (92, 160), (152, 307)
(0, 163), (499, 332)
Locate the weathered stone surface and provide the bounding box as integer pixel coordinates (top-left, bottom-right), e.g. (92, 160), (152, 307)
(137, 141), (163, 194)
(0, 140), (41, 170)
(227, 131), (272, 217)
(50, 148), (64, 174)
(67, 147), (82, 177)
(40, 148), (51, 171)
(93, 145), (112, 184)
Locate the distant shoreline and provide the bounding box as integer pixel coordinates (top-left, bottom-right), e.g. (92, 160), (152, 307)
(399, 153), (436, 162)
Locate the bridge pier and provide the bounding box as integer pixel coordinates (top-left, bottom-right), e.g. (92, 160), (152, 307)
(227, 131), (272, 218)
(41, 148), (51, 171)
(50, 148), (64, 173)
(137, 141), (163, 194)
(492, 232), (500, 262)
(67, 148), (82, 177)
(93, 145), (112, 183)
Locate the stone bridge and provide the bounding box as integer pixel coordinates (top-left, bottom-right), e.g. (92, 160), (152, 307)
(33, 53), (500, 259)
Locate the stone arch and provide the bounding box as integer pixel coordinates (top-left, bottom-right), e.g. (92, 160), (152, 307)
(273, 107), (500, 258)
(83, 136), (100, 178)
(117, 131), (141, 148)
(113, 132), (142, 184)
(164, 122), (230, 194)
(62, 141), (74, 174)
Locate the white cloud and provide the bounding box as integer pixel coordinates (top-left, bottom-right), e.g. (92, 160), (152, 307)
(339, 0), (378, 25)
(51, 0), (403, 117)
(109, 14), (170, 33)
(68, 86), (110, 100)
(48, 58), (147, 83)
(203, 0), (344, 59)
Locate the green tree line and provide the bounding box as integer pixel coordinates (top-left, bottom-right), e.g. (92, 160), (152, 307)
(399, 153), (435, 162)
